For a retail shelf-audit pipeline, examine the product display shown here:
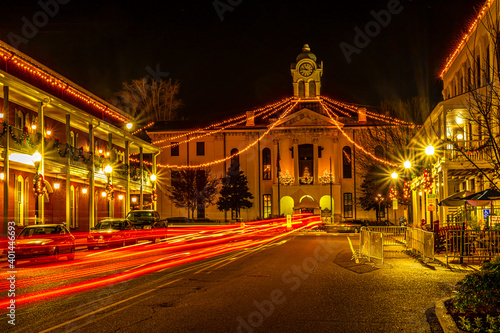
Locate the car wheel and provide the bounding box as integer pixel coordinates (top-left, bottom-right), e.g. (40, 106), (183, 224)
(355, 227), (360, 233)
(67, 246), (75, 260)
(53, 248), (59, 262)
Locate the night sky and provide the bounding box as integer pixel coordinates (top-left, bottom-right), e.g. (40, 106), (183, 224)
(0, 0), (483, 121)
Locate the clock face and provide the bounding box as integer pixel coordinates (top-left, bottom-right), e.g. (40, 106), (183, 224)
(298, 62), (314, 77)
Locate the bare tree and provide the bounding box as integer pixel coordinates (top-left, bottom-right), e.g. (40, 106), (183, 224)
(111, 77), (183, 124)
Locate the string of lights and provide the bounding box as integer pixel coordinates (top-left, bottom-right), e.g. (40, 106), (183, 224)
(156, 99), (292, 150)
(0, 45), (129, 123)
(322, 97), (415, 127)
(151, 98), (292, 146)
(439, 0), (494, 78)
(320, 101), (400, 167)
(130, 101), (299, 169)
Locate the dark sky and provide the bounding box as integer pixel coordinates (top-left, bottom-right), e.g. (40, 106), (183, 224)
(0, 0), (483, 120)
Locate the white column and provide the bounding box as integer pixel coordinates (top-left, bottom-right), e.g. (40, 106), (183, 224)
(313, 138), (319, 184)
(293, 139), (299, 185)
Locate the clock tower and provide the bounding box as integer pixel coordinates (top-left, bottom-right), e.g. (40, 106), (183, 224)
(291, 44), (323, 98)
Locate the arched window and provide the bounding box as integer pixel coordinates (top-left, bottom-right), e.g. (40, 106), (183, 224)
(374, 145), (385, 158)
(342, 146), (352, 179)
(230, 148), (239, 170)
(309, 81), (316, 97)
(298, 81), (305, 98)
(262, 148), (271, 180)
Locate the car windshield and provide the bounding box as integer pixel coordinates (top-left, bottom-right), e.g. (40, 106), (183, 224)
(127, 212), (154, 220)
(18, 227), (57, 238)
(95, 221), (124, 230)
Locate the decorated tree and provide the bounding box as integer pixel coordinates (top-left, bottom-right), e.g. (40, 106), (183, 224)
(217, 165), (254, 220)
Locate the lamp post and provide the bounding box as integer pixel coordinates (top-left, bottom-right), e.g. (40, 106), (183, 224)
(32, 151), (43, 223)
(104, 164), (113, 217)
(150, 174), (157, 211)
(375, 194), (384, 224)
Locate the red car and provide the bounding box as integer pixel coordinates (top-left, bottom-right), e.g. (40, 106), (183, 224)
(10, 224), (75, 261)
(87, 219), (137, 250)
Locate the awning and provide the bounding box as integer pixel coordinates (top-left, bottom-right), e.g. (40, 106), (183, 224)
(438, 191), (471, 207)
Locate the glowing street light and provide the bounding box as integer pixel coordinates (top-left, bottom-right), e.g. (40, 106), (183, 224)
(150, 174), (157, 182)
(404, 160), (411, 169)
(126, 122), (133, 130)
(104, 164), (113, 175)
(391, 171), (398, 180)
(425, 144), (435, 156)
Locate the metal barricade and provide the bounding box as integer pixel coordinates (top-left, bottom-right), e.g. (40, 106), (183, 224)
(367, 226), (406, 246)
(404, 228), (435, 261)
(358, 227), (384, 264)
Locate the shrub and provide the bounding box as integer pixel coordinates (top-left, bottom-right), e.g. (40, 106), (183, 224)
(453, 256), (500, 314)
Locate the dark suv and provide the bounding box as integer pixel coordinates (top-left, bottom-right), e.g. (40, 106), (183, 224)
(125, 210), (167, 242)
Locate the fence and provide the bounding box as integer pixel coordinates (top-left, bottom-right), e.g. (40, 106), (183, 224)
(406, 228), (435, 261)
(444, 229), (500, 265)
(359, 228), (384, 264)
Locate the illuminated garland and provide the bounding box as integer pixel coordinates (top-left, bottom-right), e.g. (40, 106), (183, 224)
(322, 97), (416, 127)
(319, 169), (334, 185)
(0, 45), (129, 123)
(150, 97), (292, 147)
(106, 183), (114, 201)
(439, 0), (494, 78)
(320, 101), (400, 167)
(33, 173), (46, 197)
(299, 167), (313, 185)
(422, 169), (434, 193)
(146, 101), (299, 169)
(279, 170), (294, 185)
(155, 100), (292, 150)
(403, 180), (410, 200)
(8, 125), (41, 148)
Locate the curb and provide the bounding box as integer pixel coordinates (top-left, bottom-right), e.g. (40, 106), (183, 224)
(435, 298), (461, 333)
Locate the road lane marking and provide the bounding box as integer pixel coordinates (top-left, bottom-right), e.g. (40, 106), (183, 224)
(39, 278), (182, 333)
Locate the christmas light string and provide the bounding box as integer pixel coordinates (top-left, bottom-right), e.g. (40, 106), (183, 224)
(129, 101), (299, 169)
(150, 98), (292, 146)
(439, 0), (494, 78)
(0, 45), (129, 122)
(320, 101), (400, 167)
(156, 99), (292, 150)
(322, 97), (415, 127)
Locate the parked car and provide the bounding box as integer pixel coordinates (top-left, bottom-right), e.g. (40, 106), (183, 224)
(167, 217), (192, 224)
(332, 220), (368, 233)
(9, 224), (75, 261)
(87, 219), (137, 250)
(125, 210), (168, 242)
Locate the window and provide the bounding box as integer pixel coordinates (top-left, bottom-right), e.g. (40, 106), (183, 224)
(318, 146), (323, 158)
(262, 148), (271, 180)
(15, 175), (23, 225)
(24, 179), (29, 225)
(298, 144), (313, 184)
(171, 142), (179, 156)
(309, 81), (316, 97)
(298, 81), (305, 98)
(343, 193), (353, 218)
(14, 110), (24, 129)
(263, 194), (272, 219)
(197, 203), (205, 219)
(230, 148), (239, 170)
(196, 142), (205, 156)
(342, 146), (352, 179)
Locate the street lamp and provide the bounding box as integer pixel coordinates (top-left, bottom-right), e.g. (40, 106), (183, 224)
(425, 144), (435, 156)
(150, 174), (157, 209)
(375, 194), (385, 224)
(391, 171), (398, 180)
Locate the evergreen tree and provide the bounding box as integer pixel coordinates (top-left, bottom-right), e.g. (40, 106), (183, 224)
(217, 165), (254, 220)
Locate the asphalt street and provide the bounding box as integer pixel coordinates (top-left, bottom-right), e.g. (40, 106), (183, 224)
(2, 233), (468, 333)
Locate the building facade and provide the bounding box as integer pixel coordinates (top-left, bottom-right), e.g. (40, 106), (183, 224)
(409, 0), (500, 228)
(0, 40), (160, 235)
(149, 45), (405, 223)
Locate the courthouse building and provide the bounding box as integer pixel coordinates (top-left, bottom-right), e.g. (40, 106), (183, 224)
(149, 45), (404, 223)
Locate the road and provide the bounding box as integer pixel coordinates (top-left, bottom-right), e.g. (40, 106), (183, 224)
(1, 230), (467, 333)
